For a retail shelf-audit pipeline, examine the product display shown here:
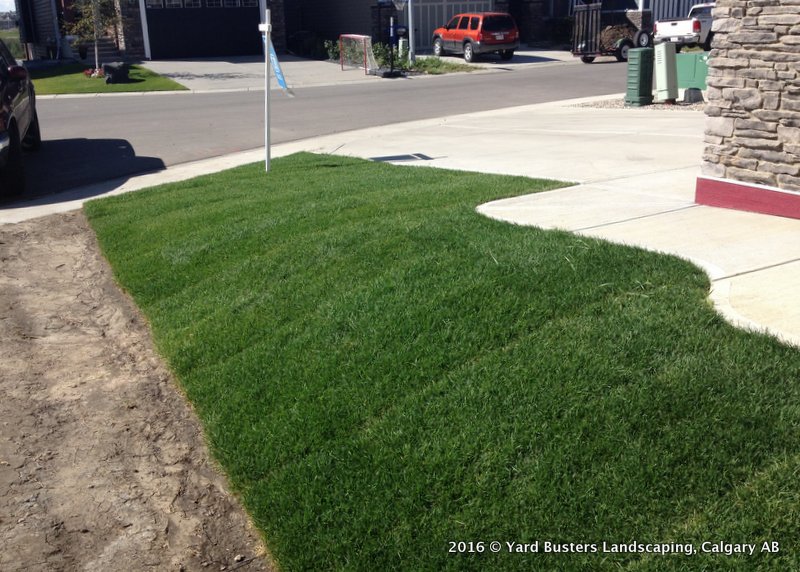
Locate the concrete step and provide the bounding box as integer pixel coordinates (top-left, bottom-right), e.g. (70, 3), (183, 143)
(80, 38), (121, 63)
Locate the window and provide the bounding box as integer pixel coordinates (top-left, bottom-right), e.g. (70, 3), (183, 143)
(241, 0), (257, 6)
(482, 16), (515, 32)
(184, 0), (201, 7)
(146, 0), (163, 7)
(206, 0), (221, 7)
(223, 0), (239, 6)
(470, 17), (479, 30)
(457, 17), (469, 30)
(165, 0), (181, 7)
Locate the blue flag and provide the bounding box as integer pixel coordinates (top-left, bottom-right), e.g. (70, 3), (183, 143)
(264, 37), (294, 97)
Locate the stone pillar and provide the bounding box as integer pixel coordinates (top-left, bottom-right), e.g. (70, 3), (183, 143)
(696, 0), (800, 218)
(117, 0), (145, 60)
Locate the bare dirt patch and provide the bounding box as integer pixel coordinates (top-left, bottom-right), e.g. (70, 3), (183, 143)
(0, 211), (274, 572)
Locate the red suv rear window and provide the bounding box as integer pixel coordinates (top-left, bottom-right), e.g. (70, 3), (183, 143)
(482, 15), (515, 32)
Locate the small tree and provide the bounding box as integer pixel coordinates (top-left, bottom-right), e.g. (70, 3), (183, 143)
(66, 0), (119, 70)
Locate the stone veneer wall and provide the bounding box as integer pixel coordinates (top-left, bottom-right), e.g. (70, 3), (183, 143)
(701, 0), (800, 191)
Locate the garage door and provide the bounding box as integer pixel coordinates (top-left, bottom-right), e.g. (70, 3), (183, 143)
(144, 3), (261, 59)
(411, 0), (494, 50)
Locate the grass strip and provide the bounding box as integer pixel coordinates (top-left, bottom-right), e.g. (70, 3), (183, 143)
(85, 153), (800, 571)
(30, 62), (187, 95)
(0, 28), (24, 60)
(412, 56), (479, 74)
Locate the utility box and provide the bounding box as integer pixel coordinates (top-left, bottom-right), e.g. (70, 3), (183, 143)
(654, 42), (678, 102)
(625, 48), (654, 106)
(676, 51), (709, 90)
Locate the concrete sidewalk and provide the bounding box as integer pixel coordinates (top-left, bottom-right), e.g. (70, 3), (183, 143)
(3, 95), (799, 347)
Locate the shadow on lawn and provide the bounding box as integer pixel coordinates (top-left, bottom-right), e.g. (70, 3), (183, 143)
(1, 138), (165, 207)
(27, 62), (93, 80)
(28, 62), (145, 83)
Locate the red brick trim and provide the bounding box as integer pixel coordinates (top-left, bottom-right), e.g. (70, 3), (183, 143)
(695, 176), (800, 220)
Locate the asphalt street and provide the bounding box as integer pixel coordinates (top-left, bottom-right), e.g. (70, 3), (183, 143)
(24, 61), (627, 199)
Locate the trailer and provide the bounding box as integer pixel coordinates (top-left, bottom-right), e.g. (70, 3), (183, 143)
(572, 0), (653, 63)
(571, 0), (708, 63)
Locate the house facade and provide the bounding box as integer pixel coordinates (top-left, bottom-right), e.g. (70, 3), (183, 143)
(16, 0), (280, 59)
(16, 0), (60, 59)
(15, 0), (585, 61)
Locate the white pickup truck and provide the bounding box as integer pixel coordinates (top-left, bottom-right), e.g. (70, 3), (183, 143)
(654, 3), (715, 52)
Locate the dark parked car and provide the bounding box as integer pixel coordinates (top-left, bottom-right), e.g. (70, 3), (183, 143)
(432, 12), (519, 63)
(0, 37), (40, 197)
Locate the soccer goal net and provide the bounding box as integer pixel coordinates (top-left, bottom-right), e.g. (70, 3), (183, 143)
(339, 34), (380, 75)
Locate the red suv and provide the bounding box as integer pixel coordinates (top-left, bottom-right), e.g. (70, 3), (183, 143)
(432, 12), (519, 63)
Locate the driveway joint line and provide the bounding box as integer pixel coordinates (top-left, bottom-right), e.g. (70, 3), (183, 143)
(712, 257), (800, 283)
(573, 203), (700, 232)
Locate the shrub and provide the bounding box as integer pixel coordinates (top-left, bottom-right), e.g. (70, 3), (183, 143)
(323, 39), (339, 62)
(372, 42), (409, 70)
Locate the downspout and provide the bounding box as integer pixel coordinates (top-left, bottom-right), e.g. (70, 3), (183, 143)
(138, 0), (151, 59)
(408, 0), (415, 62)
(49, 0), (61, 59)
(18, 0), (39, 59)
(27, 0), (37, 59)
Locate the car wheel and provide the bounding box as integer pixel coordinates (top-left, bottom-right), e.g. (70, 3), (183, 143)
(500, 50), (514, 61)
(703, 32), (714, 52)
(580, 55), (595, 64)
(0, 127), (25, 197)
(22, 110), (42, 152)
(633, 30), (651, 48)
(432, 37), (444, 57)
(463, 42), (475, 63)
(615, 41), (633, 62)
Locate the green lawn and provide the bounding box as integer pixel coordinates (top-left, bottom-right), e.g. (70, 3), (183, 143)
(85, 153), (800, 571)
(30, 62), (186, 94)
(0, 27), (23, 60)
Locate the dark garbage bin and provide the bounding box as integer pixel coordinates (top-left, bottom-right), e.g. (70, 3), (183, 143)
(102, 62), (129, 84)
(625, 47), (654, 106)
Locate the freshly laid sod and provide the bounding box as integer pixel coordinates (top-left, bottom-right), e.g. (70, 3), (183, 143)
(411, 56), (479, 74)
(85, 154), (800, 571)
(30, 62), (186, 95)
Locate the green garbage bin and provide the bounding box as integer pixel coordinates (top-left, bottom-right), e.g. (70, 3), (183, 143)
(625, 48), (654, 107)
(676, 52), (709, 90)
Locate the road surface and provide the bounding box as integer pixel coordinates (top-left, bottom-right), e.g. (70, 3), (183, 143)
(23, 61), (627, 199)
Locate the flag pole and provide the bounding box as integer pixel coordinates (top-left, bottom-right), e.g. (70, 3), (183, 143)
(259, 10), (272, 172)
